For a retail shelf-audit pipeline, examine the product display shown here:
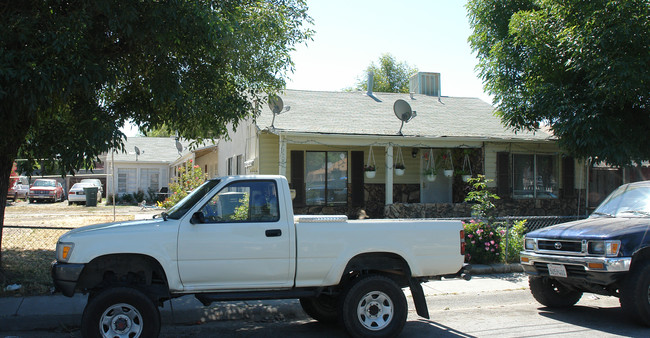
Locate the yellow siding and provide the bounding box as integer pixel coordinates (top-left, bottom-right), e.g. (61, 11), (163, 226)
(259, 133), (279, 175)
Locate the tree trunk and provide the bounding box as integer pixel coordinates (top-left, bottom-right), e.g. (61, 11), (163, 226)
(0, 146), (21, 266)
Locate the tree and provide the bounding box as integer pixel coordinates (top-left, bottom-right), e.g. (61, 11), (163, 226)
(467, 0), (650, 165)
(0, 0), (312, 263)
(354, 53), (418, 93)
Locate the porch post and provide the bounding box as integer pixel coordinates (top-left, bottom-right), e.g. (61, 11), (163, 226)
(279, 133), (287, 176)
(385, 144), (393, 205)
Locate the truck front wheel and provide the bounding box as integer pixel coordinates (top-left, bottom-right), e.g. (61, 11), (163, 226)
(81, 287), (161, 338)
(620, 260), (650, 326)
(339, 274), (407, 338)
(299, 295), (339, 324)
(529, 276), (582, 308)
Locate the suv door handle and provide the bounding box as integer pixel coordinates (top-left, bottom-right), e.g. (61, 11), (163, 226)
(265, 229), (282, 237)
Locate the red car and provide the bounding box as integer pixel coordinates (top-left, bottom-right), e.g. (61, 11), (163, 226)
(28, 179), (65, 203)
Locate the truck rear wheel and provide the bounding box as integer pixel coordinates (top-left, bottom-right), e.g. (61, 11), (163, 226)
(81, 287), (161, 338)
(620, 260), (650, 326)
(299, 295), (339, 324)
(529, 276), (582, 308)
(339, 274), (407, 338)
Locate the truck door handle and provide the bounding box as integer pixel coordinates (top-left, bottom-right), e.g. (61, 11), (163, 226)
(265, 229), (282, 237)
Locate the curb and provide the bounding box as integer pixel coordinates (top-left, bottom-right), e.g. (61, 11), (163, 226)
(469, 263), (523, 275)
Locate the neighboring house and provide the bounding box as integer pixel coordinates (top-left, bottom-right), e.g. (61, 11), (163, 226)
(171, 142), (219, 180)
(106, 137), (193, 198)
(217, 72), (589, 218)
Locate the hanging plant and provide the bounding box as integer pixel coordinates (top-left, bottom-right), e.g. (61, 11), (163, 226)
(394, 146), (406, 176)
(460, 151), (473, 182)
(439, 150), (454, 177)
(423, 148), (436, 181)
(365, 146), (377, 179)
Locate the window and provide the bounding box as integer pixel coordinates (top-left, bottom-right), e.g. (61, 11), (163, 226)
(236, 154), (243, 174)
(512, 154), (558, 198)
(117, 168), (137, 194)
(199, 180), (279, 222)
(140, 168), (160, 192)
(227, 157), (233, 175)
(305, 151), (348, 206)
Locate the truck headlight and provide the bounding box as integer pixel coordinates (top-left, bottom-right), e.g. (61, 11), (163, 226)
(525, 238), (536, 250)
(56, 242), (75, 262)
(588, 240), (620, 257)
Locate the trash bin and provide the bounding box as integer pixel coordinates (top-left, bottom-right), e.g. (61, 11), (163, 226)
(84, 186), (98, 207)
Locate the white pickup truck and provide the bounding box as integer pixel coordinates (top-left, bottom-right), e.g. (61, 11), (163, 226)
(52, 175), (468, 337)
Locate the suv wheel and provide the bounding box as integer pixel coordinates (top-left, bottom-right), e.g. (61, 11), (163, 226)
(529, 276), (582, 308)
(620, 260), (650, 326)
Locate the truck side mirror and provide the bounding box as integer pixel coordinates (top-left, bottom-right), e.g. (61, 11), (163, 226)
(190, 211), (205, 224)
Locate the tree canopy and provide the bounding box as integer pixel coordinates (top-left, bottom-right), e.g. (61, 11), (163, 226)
(467, 0), (649, 165)
(353, 53), (418, 93)
(0, 0), (312, 262)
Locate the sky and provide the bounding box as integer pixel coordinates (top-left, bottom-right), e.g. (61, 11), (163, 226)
(285, 0), (491, 103)
(124, 1), (488, 137)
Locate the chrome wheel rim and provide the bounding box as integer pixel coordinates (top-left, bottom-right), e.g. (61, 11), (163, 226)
(100, 303), (143, 338)
(356, 291), (394, 331)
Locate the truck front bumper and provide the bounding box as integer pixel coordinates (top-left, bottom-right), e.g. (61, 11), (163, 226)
(51, 261), (85, 297)
(520, 251), (631, 285)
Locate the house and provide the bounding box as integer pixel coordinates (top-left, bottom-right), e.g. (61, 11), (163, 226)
(106, 137), (193, 198)
(216, 72), (588, 218)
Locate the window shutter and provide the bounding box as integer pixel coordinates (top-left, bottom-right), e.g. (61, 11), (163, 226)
(562, 156), (575, 197)
(290, 151), (305, 206)
(351, 151), (364, 206)
(497, 152), (510, 197)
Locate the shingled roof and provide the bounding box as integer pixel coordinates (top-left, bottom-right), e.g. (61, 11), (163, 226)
(255, 90), (554, 142)
(112, 137), (191, 163)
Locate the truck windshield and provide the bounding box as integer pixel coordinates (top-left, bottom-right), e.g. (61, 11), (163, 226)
(166, 179), (220, 220)
(593, 184), (650, 218)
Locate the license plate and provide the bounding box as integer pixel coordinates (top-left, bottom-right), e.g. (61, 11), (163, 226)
(548, 264), (567, 278)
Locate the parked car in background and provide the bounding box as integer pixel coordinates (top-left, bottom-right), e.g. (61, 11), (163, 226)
(28, 179), (65, 203)
(68, 183), (98, 205)
(7, 176), (29, 201)
(79, 179), (102, 202)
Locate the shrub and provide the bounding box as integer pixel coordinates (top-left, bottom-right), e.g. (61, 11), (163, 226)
(464, 219), (501, 264)
(160, 160), (206, 209)
(497, 219), (527, 263)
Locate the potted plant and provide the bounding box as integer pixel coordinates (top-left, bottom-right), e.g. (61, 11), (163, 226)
(423, 167), (436, 182)
(457, 169), (472, 182)
(364, 165), (376, 179)
(394, 163), (405, 176)
(435, 150), (454, 177)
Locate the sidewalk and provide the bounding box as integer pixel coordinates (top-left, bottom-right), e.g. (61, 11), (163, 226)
(0, 265), (526, 332)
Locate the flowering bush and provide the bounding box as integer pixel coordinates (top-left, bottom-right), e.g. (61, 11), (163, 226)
(463, 219), (501, 264)
(497, 219), (527, 263)
(159, 160), (206, 209)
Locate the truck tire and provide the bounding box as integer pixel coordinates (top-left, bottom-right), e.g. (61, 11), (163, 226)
(299, 295), (339, 324)
(339, 274), (407, 338)
(529, 276), (582, 308)
(620, 260), (650, 326)
(81, 287), (161, 338)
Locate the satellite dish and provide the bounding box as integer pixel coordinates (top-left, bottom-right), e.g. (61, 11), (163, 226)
(175, 138), (183, 155)
(268, 94), (289, 128)
(268, 95), (284, 114)
(134, 146), (144, 160)
(393, 99), (417, 135)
